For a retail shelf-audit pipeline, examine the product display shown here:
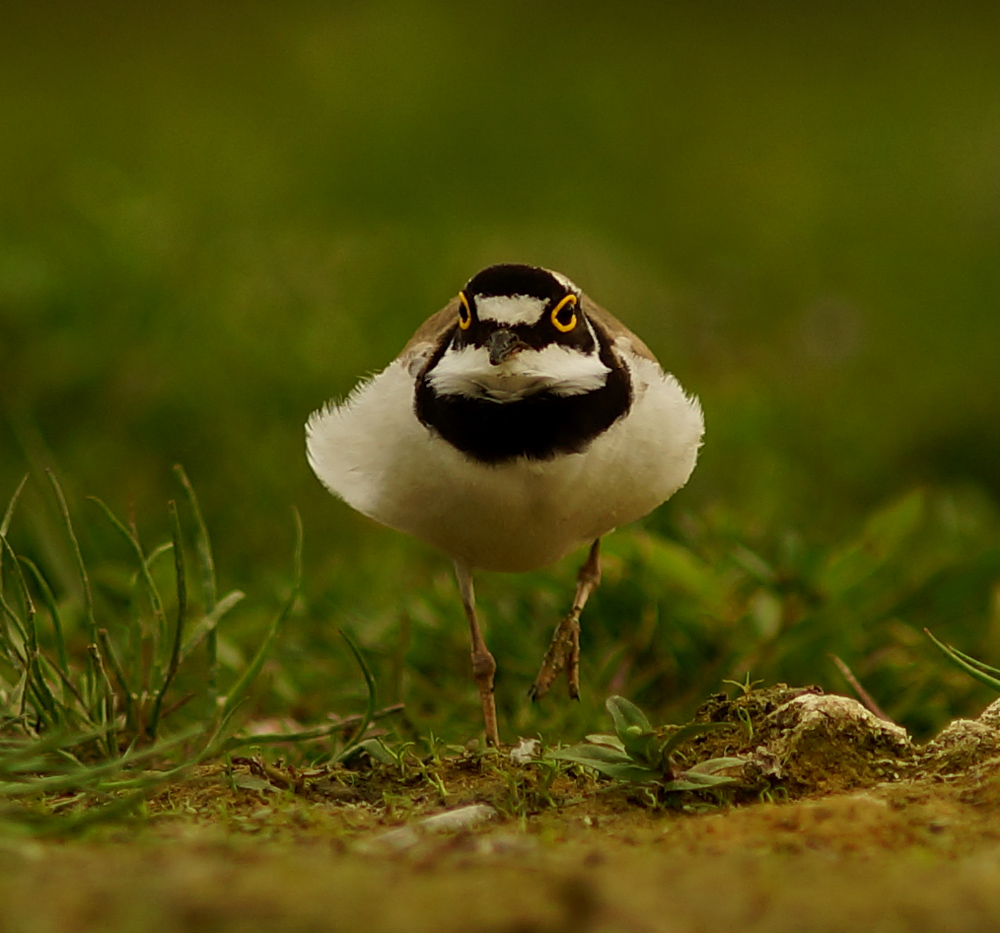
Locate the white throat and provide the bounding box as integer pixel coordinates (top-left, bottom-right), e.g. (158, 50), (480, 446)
(427, 343), (610, 402)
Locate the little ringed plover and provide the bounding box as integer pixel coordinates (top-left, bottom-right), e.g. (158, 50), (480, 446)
(306, 263), (703, 746)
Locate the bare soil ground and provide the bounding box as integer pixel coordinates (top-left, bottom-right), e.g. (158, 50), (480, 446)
(5, 686), (1000, 933)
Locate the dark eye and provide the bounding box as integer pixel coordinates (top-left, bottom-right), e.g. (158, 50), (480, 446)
(457, 291), (472, 330)
(550, 294), (578, 333)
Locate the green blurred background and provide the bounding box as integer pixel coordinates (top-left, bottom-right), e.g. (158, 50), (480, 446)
(2, 1), (999, 741)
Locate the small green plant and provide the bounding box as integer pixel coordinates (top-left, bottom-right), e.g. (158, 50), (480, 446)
(549, 696), (742, 793)
(722, 672), (765, 697)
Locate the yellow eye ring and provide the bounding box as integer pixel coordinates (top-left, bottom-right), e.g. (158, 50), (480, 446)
(550, 294), (578, 333)
(458, 291), (472, 330)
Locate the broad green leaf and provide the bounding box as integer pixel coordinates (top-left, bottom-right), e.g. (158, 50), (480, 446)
(606, 695), (652, 733)
(686, 756), (745, 775)
(607, 696), (662, 766)
(668, 771), (736, 787)
(552, 751), (661, 783)
(662, 774), (736, 792)
(352, 738), (397, 766)
(585, 733), (626, 752)
(596, 763), (663, 783)
(549, 744), (632, 764)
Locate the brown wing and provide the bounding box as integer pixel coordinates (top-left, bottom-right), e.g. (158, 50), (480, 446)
(399, 296), (460, 364)
(580, 294), (659, 364)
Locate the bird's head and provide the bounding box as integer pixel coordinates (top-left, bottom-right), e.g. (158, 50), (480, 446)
(427, 264), (610, 402)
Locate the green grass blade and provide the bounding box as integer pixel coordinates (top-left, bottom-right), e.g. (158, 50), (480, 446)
(0, 728), (113, 769)
(0, 533), (62, 731)
(0, 728), (201, 798)
(46, 471), (97, 645)
(925, 628), (1000, 693)
(221, 702), (404, 753)
(0, 475), (29, 577)
(87, 496), (167, 632)
(34, 653), (96, 730)
(935, 641), (1000, 678)
(174, 464), (220, 714)
(147, 501), (187, 739)
(0, 566), (30, 653)
(178, 589), (245, 665)
(88, 495), (168, 717)
(0, 534), (37, 653)
(173, 465), (217, 612)
(3, 666), (30, 720)
(336, 628), (378, 760)
(97, 628), (134, 731)
(17, 555), (69, 673)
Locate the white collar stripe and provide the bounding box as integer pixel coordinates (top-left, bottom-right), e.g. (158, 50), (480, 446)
(427, 343), (609, 401)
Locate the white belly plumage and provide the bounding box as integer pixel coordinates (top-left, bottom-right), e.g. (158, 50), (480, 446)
(306, 355), (703, 573)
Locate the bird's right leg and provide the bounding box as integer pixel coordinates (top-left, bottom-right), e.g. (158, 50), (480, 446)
(529, 538), (602, 701)
(454, 561), (500, 747)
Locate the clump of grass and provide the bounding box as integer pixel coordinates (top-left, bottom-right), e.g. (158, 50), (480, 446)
(0, 467), (302, 832)
(549, 695), (742, 796)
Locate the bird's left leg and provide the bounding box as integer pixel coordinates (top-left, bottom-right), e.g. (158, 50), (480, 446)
(454, 561), (501, 747)
(529, 538), (602, 701)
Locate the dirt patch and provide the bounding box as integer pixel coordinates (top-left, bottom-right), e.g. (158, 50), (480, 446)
(6, 687), (1000, 932)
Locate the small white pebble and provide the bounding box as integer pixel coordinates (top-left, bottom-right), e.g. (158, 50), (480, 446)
(359, 804), (498, 854)
(510, 738), (541, 764)
(420, 804), (497, 833)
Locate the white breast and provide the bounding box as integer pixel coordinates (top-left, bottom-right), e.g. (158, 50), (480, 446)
(306, 354), (703, 572)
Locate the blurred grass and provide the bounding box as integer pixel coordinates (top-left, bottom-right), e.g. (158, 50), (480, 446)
(1, 1), (999, 742)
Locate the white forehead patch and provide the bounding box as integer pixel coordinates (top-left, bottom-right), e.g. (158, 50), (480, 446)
(475, 294), (547, 326)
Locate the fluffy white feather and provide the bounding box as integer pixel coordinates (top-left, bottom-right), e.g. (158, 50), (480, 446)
(306, 354), (703, 573)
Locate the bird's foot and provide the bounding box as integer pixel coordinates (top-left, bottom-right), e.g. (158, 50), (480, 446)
(471, 646), (501, 747)
(529, 611), (581, 701)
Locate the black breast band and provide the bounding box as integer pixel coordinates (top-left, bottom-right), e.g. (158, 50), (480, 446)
(414, 329), (632, 464)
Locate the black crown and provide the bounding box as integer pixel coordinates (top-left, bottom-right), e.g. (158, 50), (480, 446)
(465, 264), (569, 304)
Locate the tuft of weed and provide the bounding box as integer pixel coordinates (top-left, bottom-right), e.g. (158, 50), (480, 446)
(0, 468), (302, 832)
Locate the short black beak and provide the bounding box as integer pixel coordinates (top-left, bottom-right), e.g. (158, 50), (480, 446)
(486, 329), (528, 366)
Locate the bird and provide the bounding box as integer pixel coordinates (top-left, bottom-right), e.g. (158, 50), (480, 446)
(306, 263), (703, 747)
